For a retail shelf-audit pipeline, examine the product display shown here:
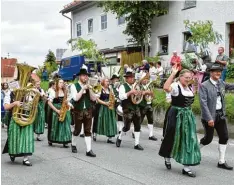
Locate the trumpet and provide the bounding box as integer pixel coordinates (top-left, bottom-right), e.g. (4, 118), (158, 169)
(87, 77), (102, 94)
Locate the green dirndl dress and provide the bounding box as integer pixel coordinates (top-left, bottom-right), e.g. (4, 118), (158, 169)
(159, 85), (201, 166)
(7, 118), (34, 157)
(48, 97), (71, 144)
(170, 106), (201, 165)
(33, 100), (45, 134)
(96, 89), (117, 137)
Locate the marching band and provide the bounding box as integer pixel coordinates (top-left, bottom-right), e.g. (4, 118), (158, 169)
(1, 61), (234, 178)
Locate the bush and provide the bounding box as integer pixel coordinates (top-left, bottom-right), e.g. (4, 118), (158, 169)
(41, 81), (49, 91)
(227, 63), (234, 78)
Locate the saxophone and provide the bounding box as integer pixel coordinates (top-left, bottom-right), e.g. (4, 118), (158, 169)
(108, 87), (115, 110)
(59, 92), (70, 122)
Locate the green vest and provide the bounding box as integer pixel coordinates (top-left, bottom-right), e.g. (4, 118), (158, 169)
(111, 84), (119, 99)
(74, 83), (91, 110)
(122, 83), (137, 111)
(139, 85), (147, 107)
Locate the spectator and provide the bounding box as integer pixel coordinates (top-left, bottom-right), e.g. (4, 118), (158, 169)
(215, 47), (229, 81)
(123, 64), (129, 74)
(156, 62), (164, 85)
(139, 60), (150, 72)
(149, 62), (157, 75)
(170, 51), (182, 72)
(42, 68), (48, 81)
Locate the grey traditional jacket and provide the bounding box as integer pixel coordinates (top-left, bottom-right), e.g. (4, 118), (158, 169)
(199, 79), (234, 122)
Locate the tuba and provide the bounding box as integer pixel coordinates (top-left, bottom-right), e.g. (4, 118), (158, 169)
(12, 63), (40, 126)
(130, 73), (147, 104)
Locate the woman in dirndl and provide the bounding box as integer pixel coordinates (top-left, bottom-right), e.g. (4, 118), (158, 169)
(93, 78), (117, 143)
(159, 66), (201, 177)
(45, 81), (55, 129)
(47, 79), (72, 148)
(33, 80), (46, 141)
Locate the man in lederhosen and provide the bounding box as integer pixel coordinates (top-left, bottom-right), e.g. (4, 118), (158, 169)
(138, 74), (157, 141)
(69, 68), (96, 157)
(116, 71), (144, 150)
(110, 74), (123, 133)
(199, 63), (234, 170)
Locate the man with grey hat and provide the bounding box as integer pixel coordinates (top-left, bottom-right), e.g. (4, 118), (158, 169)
(116, 70), (144, 150)
(199, 63), (234, 170)
(69, 68), (97, 157)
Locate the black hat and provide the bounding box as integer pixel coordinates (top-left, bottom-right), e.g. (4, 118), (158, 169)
(77, 68), (89, 76)
(110, 74), (120, 80)
(124, 71), (135, 77)
(209, 63), (223, 72)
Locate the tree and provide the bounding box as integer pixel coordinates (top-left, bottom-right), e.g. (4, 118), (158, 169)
(37, 50), (58, 78)
(70, 38), (105, 62)
(184, 20), (222, 54)
(98, 1), (167, 57)
(69, 38), (105, 71)
(182, 20), (223, 70)
(45, 50), (56, 65)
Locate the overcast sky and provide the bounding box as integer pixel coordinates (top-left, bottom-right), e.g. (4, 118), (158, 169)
(1, 0), (71, 67)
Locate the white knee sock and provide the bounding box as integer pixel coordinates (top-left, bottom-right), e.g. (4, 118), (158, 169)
(118, 130), (125, 140)
(80, 124), (84, 135)
(183, 165), (191, 172)
(165, 158), (171, 163)
(85, 136), (91, 152)
(134, 132), (140, 146)
(148, 124), (154, 137)
(37, 134), (40, 139)
(23, 156), (28, 161)
(218, 144), (227, 164)
(117, 121), (124, 132)
(72, 135), (77, 146)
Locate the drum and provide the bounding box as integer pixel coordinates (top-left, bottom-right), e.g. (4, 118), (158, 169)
(116, 105), (123, 117)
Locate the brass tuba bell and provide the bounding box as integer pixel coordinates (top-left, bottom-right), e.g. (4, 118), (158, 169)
(12, 63), (40, 127)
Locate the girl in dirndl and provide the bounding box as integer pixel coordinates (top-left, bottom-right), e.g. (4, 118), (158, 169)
(159, 66), (201, 178)
(47, 79), (72, 148)
(33, 80), (46, 141)
(93, 78), (117, 143)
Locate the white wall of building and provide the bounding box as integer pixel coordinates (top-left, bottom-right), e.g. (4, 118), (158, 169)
(71, 3), (130, 50)
(150, 1), (234, 67)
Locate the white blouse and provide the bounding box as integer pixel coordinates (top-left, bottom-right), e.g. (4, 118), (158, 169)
(170, 82), (194, 97)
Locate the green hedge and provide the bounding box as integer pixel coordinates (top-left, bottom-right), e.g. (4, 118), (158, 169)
(152, 89), (234, 123)
(41, 81), (49, 91)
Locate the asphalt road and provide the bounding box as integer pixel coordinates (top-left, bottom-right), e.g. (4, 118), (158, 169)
(1, 126), (234, 185)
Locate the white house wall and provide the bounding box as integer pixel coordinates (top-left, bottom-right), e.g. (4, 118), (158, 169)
(150, 1), (234, 67)
(72, 4), (129, 50)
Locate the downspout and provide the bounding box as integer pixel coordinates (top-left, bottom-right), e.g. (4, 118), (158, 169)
(62, 13), (72, 41)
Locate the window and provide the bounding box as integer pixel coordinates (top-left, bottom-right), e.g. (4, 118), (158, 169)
(158, 36), (168, 55)
(184, 0), (196, 9)
(62, 59), (71, 68)
(76, 23), (81, 37)
(88, 19), (93, 33)
(101, 14), (107, 30)
(183, 32), (196, 52)
(118, 16), (125, 25)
